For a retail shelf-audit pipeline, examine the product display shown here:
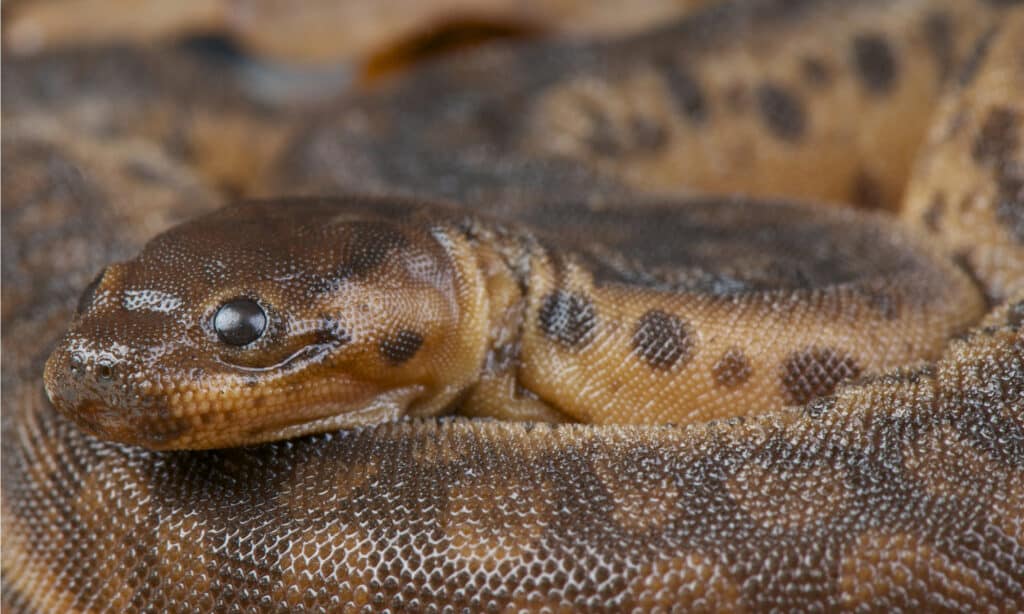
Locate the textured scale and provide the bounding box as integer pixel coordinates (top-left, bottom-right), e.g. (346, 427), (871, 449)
(3, 0), (1024, 612)
(39, 196), (983, 448)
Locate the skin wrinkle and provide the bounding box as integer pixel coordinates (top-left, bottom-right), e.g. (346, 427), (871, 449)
(3, 0), (1024, 611)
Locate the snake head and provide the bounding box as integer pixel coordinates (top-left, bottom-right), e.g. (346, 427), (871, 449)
(44, 197), (487, 450)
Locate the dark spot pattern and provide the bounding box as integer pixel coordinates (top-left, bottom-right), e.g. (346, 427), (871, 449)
(538, 290), (597, 349)
(800, 57), (833, 88)
(654, 58), (707, 123)
(581, 107), (667, 157)
(628, 116), (669, 152)
(631, 310), (693, 370)
(756, 83), (807, 141)
(310, 222), (410, 295)
(340, 222), (410, 279)
(972, 107), (1020, 167)
(851, 33), (899, 95)
(922, 13), (955, 82)
(852, 170), (886, 210)
(711, 348), (752, 387)
(781, 347), (862, 405)
(316, 317), (352, 346)
(379, 329), (424, 365)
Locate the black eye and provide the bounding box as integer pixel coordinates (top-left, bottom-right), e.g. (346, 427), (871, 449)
(214, 298), (267, 346)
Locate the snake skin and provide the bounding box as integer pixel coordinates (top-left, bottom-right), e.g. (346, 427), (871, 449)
(3, 0), (1024, 611)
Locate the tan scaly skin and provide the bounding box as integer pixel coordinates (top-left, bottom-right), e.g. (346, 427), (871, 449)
(4, 0), (1024, 610)
(42, 195), (983, 449)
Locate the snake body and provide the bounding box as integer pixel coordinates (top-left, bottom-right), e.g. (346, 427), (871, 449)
(42, 195), (982, 449)
(3, 0), (1024, 611)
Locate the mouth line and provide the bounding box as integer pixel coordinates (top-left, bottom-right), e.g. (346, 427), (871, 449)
(214, 342), (334, 373)
(222, 385), (423, 448)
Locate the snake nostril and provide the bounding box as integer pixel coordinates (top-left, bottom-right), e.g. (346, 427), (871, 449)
(69, 353), (85, 376)
(97, 361), (115, 381)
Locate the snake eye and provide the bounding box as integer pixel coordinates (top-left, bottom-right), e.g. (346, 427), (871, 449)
(214, 298), (267, 346)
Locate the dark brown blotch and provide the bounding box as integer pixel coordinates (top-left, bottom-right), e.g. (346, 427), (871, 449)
(582, 106), (667, 156)
(800, 57), (833, 88)
(781, 346), (862, 405)
(972, 107), (1020, 167)
(538, 290), (598, 349)
(711, 348), (752, 387)
(756, 83), (807, 142)
(654, 57), (707, 124)
(310, 222), (410, 295)
(631, 309), (693, 370)
(341, 221), (410, 279)
(629, 116), (669, 152)
(851, 33), (898, 95)
(379, 329), (424, 365)
(851, 170), (886, 210)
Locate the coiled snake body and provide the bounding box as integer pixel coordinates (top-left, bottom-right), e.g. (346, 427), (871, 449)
(3, 0), (1024, 611)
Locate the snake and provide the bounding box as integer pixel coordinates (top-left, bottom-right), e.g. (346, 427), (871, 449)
(3, 0), (1024, 611)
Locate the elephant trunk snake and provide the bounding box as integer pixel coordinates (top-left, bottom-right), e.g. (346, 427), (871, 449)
(3, 0), (1024, 611)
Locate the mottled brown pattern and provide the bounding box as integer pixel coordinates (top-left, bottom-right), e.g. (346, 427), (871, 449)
(537, 290), (598, 348)
(711, 347), (753, 387)
(379, 329), (425, 365)
(3, 0), (1024, 611)
(800, 56), (833, 88)
(630, 309), (693, 370)
(653, 57), (708, 123)
(4, 327), (1022, 610)
(973, 106), (1021, 166)
(851, 33), (899, 94)
(781, 347), (862, 405)
(852, 169), (886, 209)
(755, 82), (807, 141)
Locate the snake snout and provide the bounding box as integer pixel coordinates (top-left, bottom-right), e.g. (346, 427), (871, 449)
(43, 339), (156, 443)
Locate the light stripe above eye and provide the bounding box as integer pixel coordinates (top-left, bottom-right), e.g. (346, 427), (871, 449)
(122, 289), (183, 313)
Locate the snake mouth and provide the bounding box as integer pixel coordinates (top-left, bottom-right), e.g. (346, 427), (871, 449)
(210, 385), (424, 449)
(43, 342), (189, 448)
(214, 342), (335, 373)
